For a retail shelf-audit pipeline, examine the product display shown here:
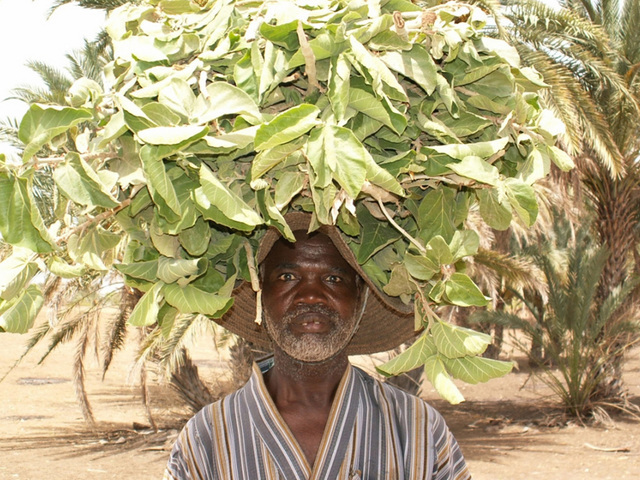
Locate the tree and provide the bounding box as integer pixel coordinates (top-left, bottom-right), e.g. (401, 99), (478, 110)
(1, 0), (567, 405)
(472, 214), (640, 419)
(499, 0), (640, 402)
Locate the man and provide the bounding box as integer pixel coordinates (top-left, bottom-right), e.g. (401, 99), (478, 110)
(165, 212), (471, 480)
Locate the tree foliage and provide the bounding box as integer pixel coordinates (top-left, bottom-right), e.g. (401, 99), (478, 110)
(0, 0), (568, 403)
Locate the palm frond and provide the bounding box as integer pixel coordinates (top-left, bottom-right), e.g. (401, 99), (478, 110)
(474, 248), (548, 300)
(38, 309), (89, 364)
(8, 86), (67, 106)
(506, 1), (615, 57)
(0, 321), (51, 383)
(66, 39), (111, 84)
(101, 286), (137, 378)
(73, 320), (96, 425)
(50, 0), (130, 14)
(25, 60), (73, 94)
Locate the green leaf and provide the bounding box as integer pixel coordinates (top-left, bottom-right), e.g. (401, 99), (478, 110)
(53, 153), (120, 208)
(445, 272), (489, 307)
(376, 333), (437, 376)
(114, 35), (168, 62)
(383, 263), (417, 296)
(140, 145), (182, 215)
(432, 319), (491, 358)
(0, 248), (38, 301)
(517, 148), (550, 184)
(348, 82), (407, 135)
(137, 125), (209, 145)
(196, 164), (262, 230)
(157, 78), (197, 120)
(405, 252), (439, 281)
(443, 356), (514, 384)
(429, 280), (445, 303)
(323, 125), (369, 199)
(0, 173), (56, 253)
(162, 283), (233, 317)
(477, 187), (512, 230)
(203, 126), (258, 152)
(274, 171), (306, 210)
(328, 54), (351, 123)
(348, 36), (407, 102)
(288, 33), (345, 68)
(424, 354), (465, 405)
(252, 138), (306, 180)
(114, 260), (159, 282)
(47, 256), (86, 279)
(0, 285), (44, 333)
(504, 178), (538, 226)
(141, 102), (182, 126)
(425, 137), (509, 161)
(427, 235), (454, 266)
(179, 217), (211, 256)
(547, 145), (575, 171)
(449, 230), (479, 262)
(254, 104), (320, 151)
(466, 93), (513, 115)
(364, 156), (405, 197)
(67, 226), (122, 271)
(128, 282), (164, 327)
(380, 45), (438, 95)
(356, 206), (401, 263)
(67, 77), (103, 108)
(157, 256), (208, 284)
(259, 20), (300, 50)
(97, 110), (128, 148)
(195, 82), (262, 124)
(417, 187), (456, 242)
(448, 156), (500, 186)
(18, 104), (93, 160)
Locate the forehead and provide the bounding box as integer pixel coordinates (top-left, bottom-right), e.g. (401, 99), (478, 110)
(262, 231), (355, 273)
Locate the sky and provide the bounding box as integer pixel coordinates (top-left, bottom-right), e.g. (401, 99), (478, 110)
(0, 0), (106, 122)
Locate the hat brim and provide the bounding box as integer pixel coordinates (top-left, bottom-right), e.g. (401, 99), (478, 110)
(215, 212), (419, 355)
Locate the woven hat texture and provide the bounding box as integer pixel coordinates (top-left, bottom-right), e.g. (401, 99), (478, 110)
(215, 212), (417, 355)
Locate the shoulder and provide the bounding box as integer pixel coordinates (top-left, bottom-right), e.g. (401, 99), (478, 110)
(353, 365), (433, 412)
(164, 387), (246, 480)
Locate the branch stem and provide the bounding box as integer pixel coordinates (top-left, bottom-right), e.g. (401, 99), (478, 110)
(376, 198), (427, 255)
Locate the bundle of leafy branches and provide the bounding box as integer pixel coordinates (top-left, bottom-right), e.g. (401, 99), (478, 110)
(0, 0), (572, 403)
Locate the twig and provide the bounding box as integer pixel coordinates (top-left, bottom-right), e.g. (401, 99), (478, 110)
(57, 196), (133, 245)
(376, 198), (427, 255)
(584, 443), (631, 453)
(296, 21), (323, 94)
(31, 151), (116, 167)
(243, 241), (263, 325)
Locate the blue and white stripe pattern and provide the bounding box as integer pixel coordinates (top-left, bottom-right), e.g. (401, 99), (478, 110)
(165, 363), (470, 480)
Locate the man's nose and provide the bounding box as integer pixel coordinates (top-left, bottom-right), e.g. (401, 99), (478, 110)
(293, 276), (327, 304)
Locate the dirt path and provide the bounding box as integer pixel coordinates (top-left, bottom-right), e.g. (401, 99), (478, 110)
(1, 331), (638, 479)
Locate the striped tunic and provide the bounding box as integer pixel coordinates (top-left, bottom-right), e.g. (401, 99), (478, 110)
(165, 363), (471, 480)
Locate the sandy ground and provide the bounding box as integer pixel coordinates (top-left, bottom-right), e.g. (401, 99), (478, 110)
(0, 329), (639, 480)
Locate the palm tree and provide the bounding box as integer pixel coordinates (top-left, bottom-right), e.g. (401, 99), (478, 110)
(493, 0), (640, 402)
(472, 215), (640, 420)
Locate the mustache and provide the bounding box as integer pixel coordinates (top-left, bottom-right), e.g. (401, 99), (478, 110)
(283, 304), (340, 322)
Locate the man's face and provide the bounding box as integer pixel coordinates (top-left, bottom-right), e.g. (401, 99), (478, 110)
(261, 232), (363, 363)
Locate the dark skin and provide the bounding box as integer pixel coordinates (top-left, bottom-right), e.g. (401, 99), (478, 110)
(260, 232), (363, 467)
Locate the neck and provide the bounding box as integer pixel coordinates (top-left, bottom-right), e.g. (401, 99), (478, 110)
(264, 350), (349, 407)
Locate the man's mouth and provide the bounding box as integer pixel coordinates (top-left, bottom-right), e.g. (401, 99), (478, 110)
(286, 307), (337, 333)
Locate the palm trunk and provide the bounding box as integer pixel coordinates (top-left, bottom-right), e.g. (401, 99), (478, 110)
(583, 161), (640, 402)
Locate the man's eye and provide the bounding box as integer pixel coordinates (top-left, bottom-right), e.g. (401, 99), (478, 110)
(278, 273), (295, 281)
(326, 275), (342, 283)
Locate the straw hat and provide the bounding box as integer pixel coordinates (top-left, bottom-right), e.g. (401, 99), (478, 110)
(216, 212), (418, 355)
